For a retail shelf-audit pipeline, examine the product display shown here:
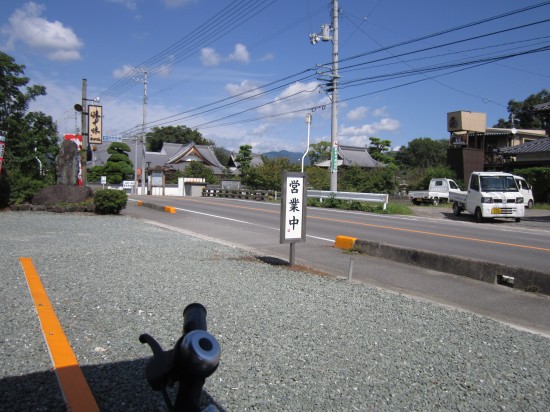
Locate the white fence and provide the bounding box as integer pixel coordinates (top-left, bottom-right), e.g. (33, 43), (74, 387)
(307, 190), (389, 210)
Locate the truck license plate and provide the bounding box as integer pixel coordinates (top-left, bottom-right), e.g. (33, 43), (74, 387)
(491, 207), (502, 214)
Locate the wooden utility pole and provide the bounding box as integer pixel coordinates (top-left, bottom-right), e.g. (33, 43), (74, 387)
(81, 78), (88, 186)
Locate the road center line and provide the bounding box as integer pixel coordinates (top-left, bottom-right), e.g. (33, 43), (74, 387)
(19, 257), (99, 412)
(311, 216), (550, 252)
(133, 198), (550, 252)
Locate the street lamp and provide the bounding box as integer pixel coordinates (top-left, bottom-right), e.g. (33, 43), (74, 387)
(301, 113), (312, 173)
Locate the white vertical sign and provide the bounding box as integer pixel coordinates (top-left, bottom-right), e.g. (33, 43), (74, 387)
(280, 172), (307, 244)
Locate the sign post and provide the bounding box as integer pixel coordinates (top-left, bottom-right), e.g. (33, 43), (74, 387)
(280, 171), (307, 266)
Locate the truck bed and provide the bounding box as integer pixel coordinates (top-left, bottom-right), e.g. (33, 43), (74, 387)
(449, 191), (467, 204)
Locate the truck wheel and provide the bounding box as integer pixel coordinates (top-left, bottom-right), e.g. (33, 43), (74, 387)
(432, 198), (439, 206)
(527, 200), (533, 209)
(515, 217), (521, 223)
(474, 207), (484, 223)
(452, 202), (462, 216)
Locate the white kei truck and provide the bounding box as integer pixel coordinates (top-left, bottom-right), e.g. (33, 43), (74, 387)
(513, 175), (535, 209)
(449, 171), (525, 223)
(408, 178), (462, 205)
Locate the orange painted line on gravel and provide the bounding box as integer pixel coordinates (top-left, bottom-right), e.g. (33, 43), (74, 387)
(19, 257), (100, 412)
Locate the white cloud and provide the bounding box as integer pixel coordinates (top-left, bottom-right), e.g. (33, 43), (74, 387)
(2, 2), (83, 61)
(375, 117), (400, 131)
(260, 53), (274, 62)
(113, 64), (134, 79)
(200, 47), (221, 66)
(257, 81), (322, 119)
(225, 80), (261, 98)
(229, 43), (250, 64)
(372, 106), (388, 117)
(251, 124), (270, 136)
(347, 106), (368, 121)
(156, 64), (172, 77)
(108, 0), (137, 10)
(339, 118), (400, 144)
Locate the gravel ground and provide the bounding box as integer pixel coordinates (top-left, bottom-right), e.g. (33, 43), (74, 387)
(1, 211), (549, 411)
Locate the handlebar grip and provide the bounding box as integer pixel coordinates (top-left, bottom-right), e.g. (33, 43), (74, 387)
(183, 303), (207, 334)
(179, 330), (221, 377)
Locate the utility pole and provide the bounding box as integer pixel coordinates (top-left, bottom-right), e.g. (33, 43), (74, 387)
(310, 0), (339, 192)
(330, 0), (339, 192)
(134, 68), (148, 195)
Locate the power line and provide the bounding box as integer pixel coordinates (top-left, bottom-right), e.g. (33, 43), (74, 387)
(116, 2), (550, 138)
(332, 1), (550, 67)
(99, 0), (279, 103)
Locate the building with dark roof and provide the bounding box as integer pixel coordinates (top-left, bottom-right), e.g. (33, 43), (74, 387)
(314, 145), (385, 168)
(226, 153), (264, 174)
(87, 138), (226, 176)
(497, 137), (550, 167)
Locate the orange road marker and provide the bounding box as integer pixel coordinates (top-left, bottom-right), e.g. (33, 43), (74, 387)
(334, 235), (357, 250)
(19, 257), (100, 412)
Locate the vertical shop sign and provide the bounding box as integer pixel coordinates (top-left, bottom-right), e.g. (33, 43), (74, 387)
(88, 105), (103, 144)
(280, 172), (307, 244)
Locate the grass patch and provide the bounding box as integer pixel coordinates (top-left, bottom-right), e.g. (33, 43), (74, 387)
(532, 202), (550, 210)
(307, 197), (413, 215)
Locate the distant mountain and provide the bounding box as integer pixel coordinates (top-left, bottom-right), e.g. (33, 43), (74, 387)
(262, 150), (305, 164)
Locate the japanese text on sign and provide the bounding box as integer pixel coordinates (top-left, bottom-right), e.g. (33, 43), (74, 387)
(280, 172), (307, 243)
(88, 105), (103, 144)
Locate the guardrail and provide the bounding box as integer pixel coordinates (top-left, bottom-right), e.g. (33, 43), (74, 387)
(202, 188), (277, 201)
(307, 190), (389, 210)
(201, 187), (388, 209)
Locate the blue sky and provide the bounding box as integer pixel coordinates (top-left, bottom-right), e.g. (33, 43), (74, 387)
(1, 0), (549, 153)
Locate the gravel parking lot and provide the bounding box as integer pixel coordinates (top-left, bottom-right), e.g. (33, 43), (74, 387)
(1, 211), (549, 411)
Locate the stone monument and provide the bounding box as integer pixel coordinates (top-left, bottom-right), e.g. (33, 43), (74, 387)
(56, 139), (80, 185)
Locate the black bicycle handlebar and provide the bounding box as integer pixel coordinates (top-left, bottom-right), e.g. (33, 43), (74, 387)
(140, 303), (221, 412)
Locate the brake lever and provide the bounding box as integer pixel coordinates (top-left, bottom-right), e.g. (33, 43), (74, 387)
(139, 333), (174, 391)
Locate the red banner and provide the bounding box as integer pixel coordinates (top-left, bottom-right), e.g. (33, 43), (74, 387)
(64, 134), (83, 185)
(0, 134), (6, 175)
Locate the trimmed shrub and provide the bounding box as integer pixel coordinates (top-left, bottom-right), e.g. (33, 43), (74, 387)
(94, 189), (128, 214)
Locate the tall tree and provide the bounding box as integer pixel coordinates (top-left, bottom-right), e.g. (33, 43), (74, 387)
(0, 52), (59, 206)
(146, 125), (214, 151)
(235, 144), (253, 169)
(493, 89), (550, 129)
(88, 142), (133, 184)
(182, 160), (217, 184)
(368, 137), (393, 164)
(308, 141), (331, 165)
(395, 138), (449, 169)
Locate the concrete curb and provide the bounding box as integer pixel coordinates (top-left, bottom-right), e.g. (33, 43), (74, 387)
(335, 237), (550, 295)
(137, 201), (176, 214)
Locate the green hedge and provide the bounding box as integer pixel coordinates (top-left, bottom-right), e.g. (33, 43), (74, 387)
(93, 189), (128, 214)
(512, 167), (550, 203)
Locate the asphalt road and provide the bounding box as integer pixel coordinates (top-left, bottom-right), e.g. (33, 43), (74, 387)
(124, 195), (550, 273)
(121, 196), (550, 337)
